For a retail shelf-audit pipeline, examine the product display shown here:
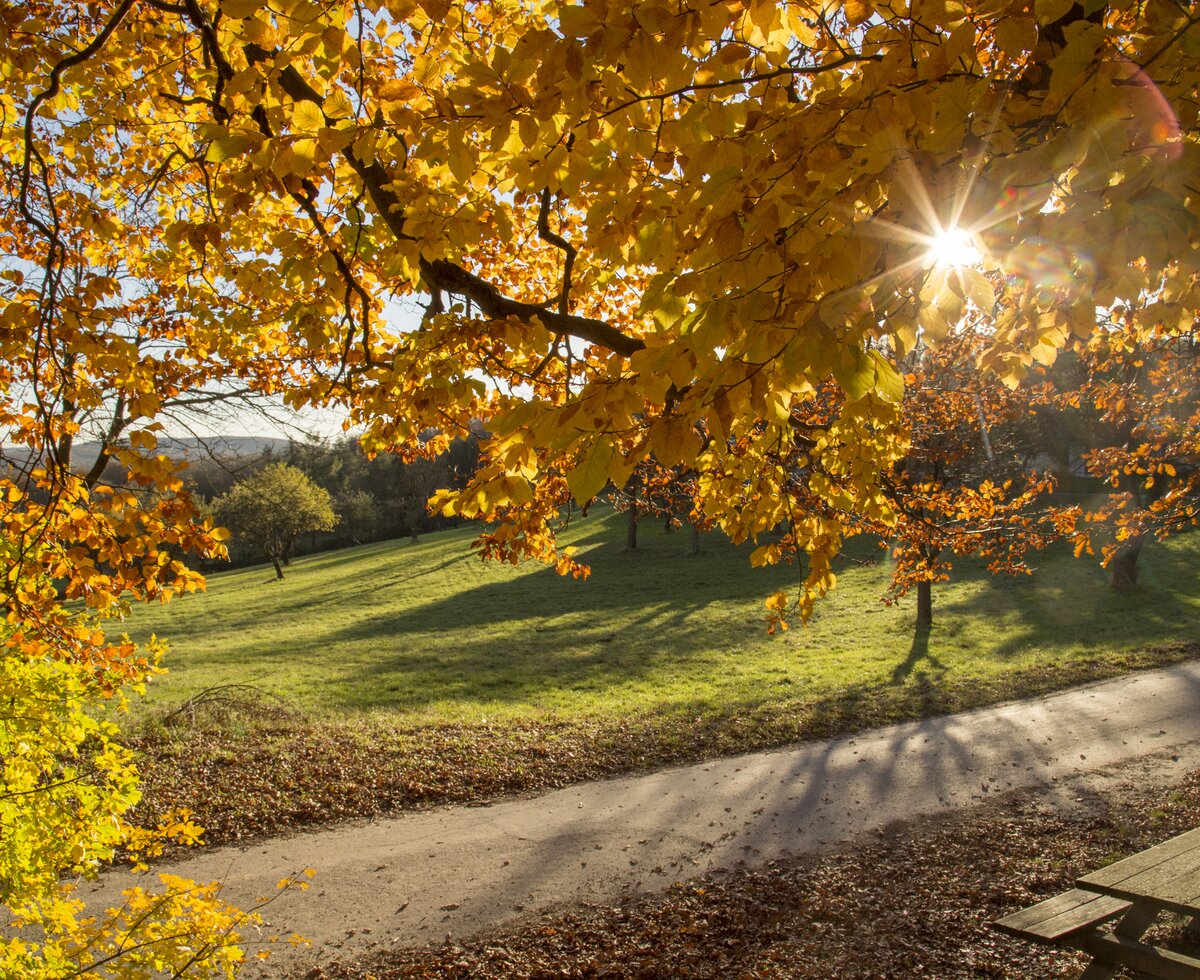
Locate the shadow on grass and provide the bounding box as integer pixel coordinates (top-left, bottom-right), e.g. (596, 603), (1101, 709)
(136, 520), (806, 714)
(891, 621), (944, 685)
(141, 517), (1200, 721)
(930, 534), (1200, 663)
(317, 537), (799, 710)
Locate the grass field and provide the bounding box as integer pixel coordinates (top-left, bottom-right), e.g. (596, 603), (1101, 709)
(123, 509), (1200, 724)
(123, 511), (1200, 844)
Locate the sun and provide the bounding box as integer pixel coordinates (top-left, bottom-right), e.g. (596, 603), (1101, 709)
(926, 226), (983, 269)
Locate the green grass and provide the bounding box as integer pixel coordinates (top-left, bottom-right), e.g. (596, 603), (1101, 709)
(122, 510), (1200, 726)
(124, 513), (1200, 845)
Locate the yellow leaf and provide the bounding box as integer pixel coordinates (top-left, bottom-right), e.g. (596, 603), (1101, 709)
(568, 441), (614, 506)
(291, 101), (325, 135)
(378, 80), (422, 104)
(918, 304), (950, 342)
(324, 89), (355, 120)
(844, 0), (873, 26)
(994, 18), (1037, 57)
(870, 351), (905, 404)
(959, 269), (995, 312)
(129, 429), (158, 451)
(750, 543), (781, 567)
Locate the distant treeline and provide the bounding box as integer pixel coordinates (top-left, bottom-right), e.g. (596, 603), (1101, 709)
(191, 430), (482, 567)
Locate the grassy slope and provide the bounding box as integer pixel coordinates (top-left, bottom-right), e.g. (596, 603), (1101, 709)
(126, 513), (1200, 844)
(125, 510), (1200, 725)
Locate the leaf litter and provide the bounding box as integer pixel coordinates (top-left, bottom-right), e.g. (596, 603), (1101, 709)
(296, 768), (1200, 978)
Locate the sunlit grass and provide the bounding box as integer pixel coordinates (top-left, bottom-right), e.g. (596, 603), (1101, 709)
(121, 510), (1200, 726)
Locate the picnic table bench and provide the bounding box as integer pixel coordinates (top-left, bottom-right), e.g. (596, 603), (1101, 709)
(993, 826), (1200, 978)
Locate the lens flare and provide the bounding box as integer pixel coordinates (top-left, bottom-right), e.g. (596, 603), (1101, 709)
(926, 226), (982, 269)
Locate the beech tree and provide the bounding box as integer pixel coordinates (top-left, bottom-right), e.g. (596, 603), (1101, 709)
(870, 327), (1062, 626)
(3, 0), (1197, 972)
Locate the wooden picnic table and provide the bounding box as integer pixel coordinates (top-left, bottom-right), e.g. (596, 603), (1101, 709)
(1071, 826), (1200, 979)
(993, 826), (1200, 978)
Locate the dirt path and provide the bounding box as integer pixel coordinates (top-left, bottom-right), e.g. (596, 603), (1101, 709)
(84, 661), (1200, 973)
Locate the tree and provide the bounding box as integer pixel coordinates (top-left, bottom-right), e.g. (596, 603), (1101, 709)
(334, 488), (383, 545)
(214, 464), (336, 578)
(735, 335), (1062, 629)
(612, 458), (711, 552)
(1048, 315), (1200, 590)
(870, 328), (1062, 626)
(391, 456), (451, 542)
(3, 0), (1198, 971)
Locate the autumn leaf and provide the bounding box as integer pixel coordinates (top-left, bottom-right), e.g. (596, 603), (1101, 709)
(568, 441), (614, 506)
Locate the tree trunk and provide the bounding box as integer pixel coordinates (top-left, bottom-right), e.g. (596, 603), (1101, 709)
(916, 580), (933, 627)
(410, 525), (420, 543)
(663, 512), (673, 533)
(690, 521), (701, 555)
(271, 556), (285, 580)
(1111, 534), (1145, 591)
(626, 506), (638, 550)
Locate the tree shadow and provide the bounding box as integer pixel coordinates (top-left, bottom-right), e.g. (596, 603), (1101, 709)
(891, 621), (945, 685)
(316, 538), (796, 711)
(147, 522), (802, 714)
(138, 516), (1200, 721)
(932, 533), (1200, 662)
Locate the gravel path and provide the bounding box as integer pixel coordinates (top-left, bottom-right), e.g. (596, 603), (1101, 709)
(85, 661), (1200, 973)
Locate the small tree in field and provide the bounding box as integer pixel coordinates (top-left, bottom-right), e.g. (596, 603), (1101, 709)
(215, 464), (336, 579)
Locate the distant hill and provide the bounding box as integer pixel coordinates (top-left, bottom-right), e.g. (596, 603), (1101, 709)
(1, 437), (291, 498)
(131, 435), (290, 462)
(2, 435), (289, 471)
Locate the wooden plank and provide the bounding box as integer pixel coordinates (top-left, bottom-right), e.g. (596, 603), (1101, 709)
(994, 889), (1112, 933)
(1135, 869), (1200, 917)
(1031, 896), (1136, 941)
(1086, 847), (1200, 919)
(993, 889), (1132, 943)
(1106, 843), (1200, 895)
(1076, 931), (1200, 980)
(1080, 828), (1200, 891)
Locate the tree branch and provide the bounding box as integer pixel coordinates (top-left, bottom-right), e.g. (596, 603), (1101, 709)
(418, 258), (644, 356)
(537, 188), (576, 317)
(261, 52), (645, 358)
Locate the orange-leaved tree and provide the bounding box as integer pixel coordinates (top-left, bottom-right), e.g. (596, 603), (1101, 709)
(1049, 312), (1199, 590)
(869, 325), (1063, 627)
(735, 325), (1063, 629)
(3, 0), (1198, 972)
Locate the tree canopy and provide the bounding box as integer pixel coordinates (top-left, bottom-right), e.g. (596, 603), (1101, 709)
(2, 0), (1198, 972)
(6, 0), (1198, 606)
(214, 462), (337, 576)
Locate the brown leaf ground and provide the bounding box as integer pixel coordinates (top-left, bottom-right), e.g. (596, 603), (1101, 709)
(302, 769), (1200, 979)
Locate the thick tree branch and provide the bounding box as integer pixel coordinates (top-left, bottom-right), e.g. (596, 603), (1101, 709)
(417, 259), (644, 356)
(83, 392), (127, 489)
(537, 188), (576, 317)
(262, 52), (645, 358)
